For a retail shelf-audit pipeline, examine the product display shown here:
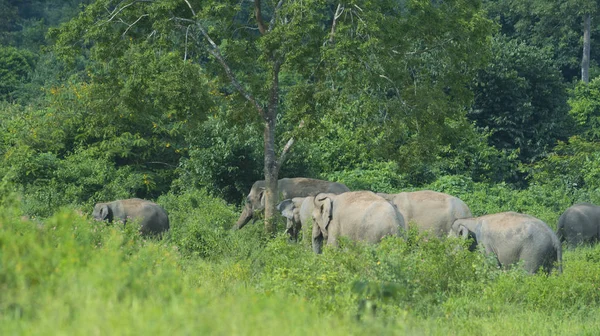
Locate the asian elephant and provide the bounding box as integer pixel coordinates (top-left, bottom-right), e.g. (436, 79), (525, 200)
(451, 212), (562, 274)
(311, 191), (406, 254)
(233, 177), (349, 230)
(557, 203), (600, 247)
(92, 198), (170, 236)
(377, 190), (471, 237)
(277, 196), (315, 241)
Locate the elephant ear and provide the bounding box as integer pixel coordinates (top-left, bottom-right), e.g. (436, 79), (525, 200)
(99, 204), (111, 221)
(457, 224), (478, 251)
(457, 224), (470, 239)
(315, 195), (333, 234)
(258, 187), (266, 207)
(277, 199), (296, 220)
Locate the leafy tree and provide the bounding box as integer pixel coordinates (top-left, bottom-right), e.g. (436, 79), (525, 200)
(0, 0), (91, 48)
(52, 0), (494, 233)
(469, 36), (572, 167)
(0, 47), (36, 102)
(483, 0), (600, 81)
(531, 77), (600, 197)
(569, 76), (600, 139)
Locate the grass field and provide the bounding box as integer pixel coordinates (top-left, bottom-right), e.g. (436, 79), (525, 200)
(2, 190), (600, 335)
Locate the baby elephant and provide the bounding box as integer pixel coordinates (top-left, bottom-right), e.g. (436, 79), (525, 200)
(277, 196), (315, 242)
(92, 198), (170, 236)
(451, 212), (562, 274)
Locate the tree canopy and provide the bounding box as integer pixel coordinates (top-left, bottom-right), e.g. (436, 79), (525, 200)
(0, 0), (598, 216)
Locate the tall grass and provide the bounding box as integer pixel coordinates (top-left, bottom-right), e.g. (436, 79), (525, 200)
(2, 187), (600, 334)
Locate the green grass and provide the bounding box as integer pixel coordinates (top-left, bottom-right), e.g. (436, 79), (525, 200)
(2, 190), (600, 335)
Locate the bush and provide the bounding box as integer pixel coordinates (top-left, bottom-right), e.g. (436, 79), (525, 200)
(158, 189), (267, 261)
(425, 175), (568, 228)
(323, 161), (410, 193)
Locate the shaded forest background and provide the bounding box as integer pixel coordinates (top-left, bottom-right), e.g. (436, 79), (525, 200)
(1, 0), (600, 217)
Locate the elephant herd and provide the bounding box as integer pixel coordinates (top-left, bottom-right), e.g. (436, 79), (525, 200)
(231, 177), (600, 274)
(91, 177), (600, 274)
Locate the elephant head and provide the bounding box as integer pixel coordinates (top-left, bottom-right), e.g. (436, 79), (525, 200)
(277, 198), (301, 239)
(92, 203), (113, 222)
(233, 182), (267, 230)
(453, 221), (478, 251)
(311, 193), (335, 253)
(234, 177), (350, 231)
(313, 194), (334, 235)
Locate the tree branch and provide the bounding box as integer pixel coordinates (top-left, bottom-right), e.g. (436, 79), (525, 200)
(277, 120), (304, 169)
(105, 1), (137, 23)
(184, 25), (191, 61)
(174, 17), (266, 119)
(122, 14), (149, 37)
(329, 4), (344, 44)
(268, 0), (285, 32)
(255, 0), (267, 34)
(183, 0), (196, 16)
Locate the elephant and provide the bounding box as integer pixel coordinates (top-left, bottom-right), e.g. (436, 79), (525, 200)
(377, 190), (472, 237)
(451, 212), (562, 274)
(276, 196), (315, 241)
(92, 198), (170, 236)
(557, 203), (600, 247)
(233, 177), (350, 230)
(311, 191), (406, 254)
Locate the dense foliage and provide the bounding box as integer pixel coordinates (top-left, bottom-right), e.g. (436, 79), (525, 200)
(2, 0), (600, 333)
(2, 186), (600, 334)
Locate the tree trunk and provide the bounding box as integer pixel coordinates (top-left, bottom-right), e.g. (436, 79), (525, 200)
(262, 59), (282, 235)
(263, 116), (278, 235)
(582, 13), (591, 84)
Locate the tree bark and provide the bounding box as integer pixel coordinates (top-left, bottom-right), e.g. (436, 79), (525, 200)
(263, 116), (278, 235)
(263, 59), (283, 235)
(582, 13), (591, 84)
(255, 0), (267, 35)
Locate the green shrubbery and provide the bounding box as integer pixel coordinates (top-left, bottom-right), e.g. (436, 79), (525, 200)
(3, 186), (600, 334)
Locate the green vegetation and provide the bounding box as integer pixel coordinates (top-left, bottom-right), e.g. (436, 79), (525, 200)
(2, 188), (600, 334)
(2, 0), (600, 334)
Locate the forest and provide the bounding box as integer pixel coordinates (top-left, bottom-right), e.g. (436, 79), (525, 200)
(1, 0), (600, 334)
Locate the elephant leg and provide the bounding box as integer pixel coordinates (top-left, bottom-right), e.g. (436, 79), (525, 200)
(483, 244), (503, 269)
(327, 235), (339, 248)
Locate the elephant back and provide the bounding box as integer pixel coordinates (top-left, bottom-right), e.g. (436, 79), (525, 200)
(557, 203), (600, 246)
(334, 191), (404, 241)
(280, 178), (349, 199)
(116, 198), (169, 235)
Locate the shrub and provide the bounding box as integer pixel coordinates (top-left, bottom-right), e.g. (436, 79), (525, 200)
(323, 161), (410, 193)
(158, 189), (267, 261)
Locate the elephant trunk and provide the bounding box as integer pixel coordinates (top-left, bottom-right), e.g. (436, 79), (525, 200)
(284, 219), (297, 240)
(312, 234), (323, 254)
(233, 203), (253, 230)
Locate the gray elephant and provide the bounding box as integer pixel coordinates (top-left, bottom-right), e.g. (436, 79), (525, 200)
(92, 198), (170, 236)
(378, 190), (472, 237)
(311, 191), (406, 254)
(557, 203), (600, 247)
(451, 212), (562, 274)
(277, 196), (315, 241)
(233, 177), (349, 230)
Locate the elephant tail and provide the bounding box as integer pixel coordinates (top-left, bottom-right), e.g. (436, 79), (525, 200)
(556, 241), (563, 274)
(556, 212), (568, 243)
